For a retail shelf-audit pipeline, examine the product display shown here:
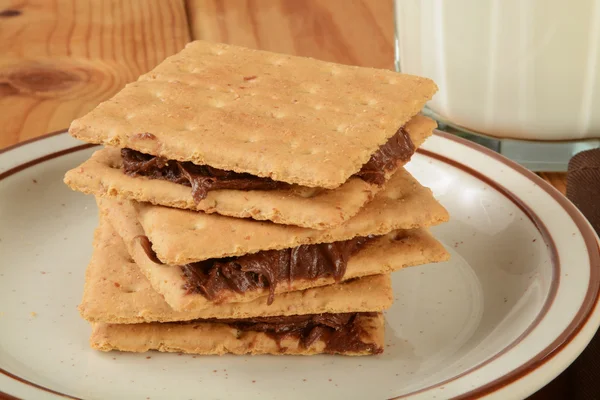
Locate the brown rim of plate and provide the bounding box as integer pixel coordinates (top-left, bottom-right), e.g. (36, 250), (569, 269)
(0, 131), (597, 400)
(0, 129), (69, 156)
(411, 132), (600, 400)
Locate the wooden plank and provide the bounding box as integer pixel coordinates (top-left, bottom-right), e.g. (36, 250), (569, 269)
(539, 172), (567, 195)
(186, 0), (394, 69)
(0, 0), (190, 148)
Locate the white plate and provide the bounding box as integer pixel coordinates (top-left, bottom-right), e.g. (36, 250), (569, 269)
(0, 131), (599, 400)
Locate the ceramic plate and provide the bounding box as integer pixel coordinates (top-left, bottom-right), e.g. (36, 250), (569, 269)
(0, 131), (599, 400)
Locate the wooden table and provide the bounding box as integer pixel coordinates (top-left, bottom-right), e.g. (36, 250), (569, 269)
(0, 0), (567, 193)
(0, 2), (569, 396)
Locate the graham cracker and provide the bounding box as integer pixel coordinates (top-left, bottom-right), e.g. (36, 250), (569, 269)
(105, 167), (449, 265)
(80, 219), (394, 324)
(99, 196), (449, 311)
(64, 115), (436, 229)
(90, 313), (384, 356)
(69, 40), (437, 188)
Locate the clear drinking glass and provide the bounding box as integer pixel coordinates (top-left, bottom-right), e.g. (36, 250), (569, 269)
(394, 0), (600, 171)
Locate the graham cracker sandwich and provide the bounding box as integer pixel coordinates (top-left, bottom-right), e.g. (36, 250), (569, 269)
(98, 168), (450, 312)
(85, 219), (389, 356)
(91, 312), (385, 356)
(65, 114), (436, 229)
(80, 218), (394, 324)
(65, 40), (438, 229)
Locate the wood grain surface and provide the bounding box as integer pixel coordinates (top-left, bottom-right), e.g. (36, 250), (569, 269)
(0, 0), (567, 190)
(539, 172), (567, 194)
(0, 0), (189, 147)
(187, 0), (394, 69)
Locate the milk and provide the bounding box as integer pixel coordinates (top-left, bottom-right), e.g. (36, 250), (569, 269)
(395, 0), (600, 141)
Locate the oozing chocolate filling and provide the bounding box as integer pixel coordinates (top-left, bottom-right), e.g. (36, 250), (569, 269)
(181, 236), (374, 305)
(138, 235), (376, 305)
(191, 312), (382, 354)
(121, 126), (414, 201)
(121, 148), (288, 202)
(355, 126), (415, 185)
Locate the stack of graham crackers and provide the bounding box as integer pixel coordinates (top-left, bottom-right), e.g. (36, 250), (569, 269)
(64, 41), (450, 356)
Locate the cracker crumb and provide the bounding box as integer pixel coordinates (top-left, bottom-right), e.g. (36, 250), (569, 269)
(146, 356), (151, 359)
(30, 312), (37, 317)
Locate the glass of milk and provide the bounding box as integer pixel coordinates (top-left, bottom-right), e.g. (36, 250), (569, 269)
(395, 0), (600, 171)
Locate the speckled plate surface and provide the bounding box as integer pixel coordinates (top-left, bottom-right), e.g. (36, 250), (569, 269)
(0, 131), (599, 400)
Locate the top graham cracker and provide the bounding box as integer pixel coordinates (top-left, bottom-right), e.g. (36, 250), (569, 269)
(68, 40), (438, 188)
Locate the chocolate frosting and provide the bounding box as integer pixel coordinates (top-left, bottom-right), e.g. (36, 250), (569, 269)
(180, 236), (374, 305)
(195, 312), (382, 354)
(120, 125), (414, 201)
(355, 127), (415, 185)
(121, 148), (288, 202)
(135, 235), (163, 264)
